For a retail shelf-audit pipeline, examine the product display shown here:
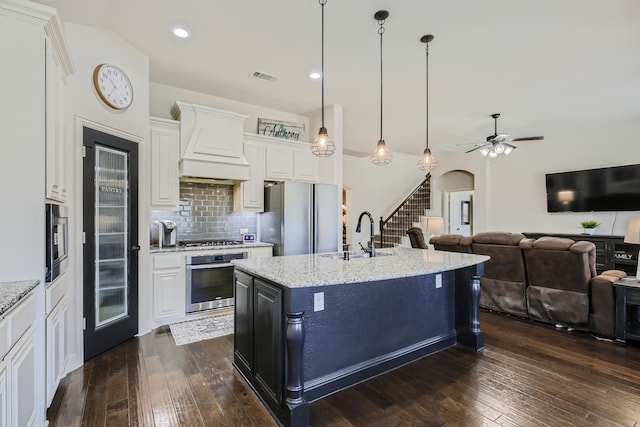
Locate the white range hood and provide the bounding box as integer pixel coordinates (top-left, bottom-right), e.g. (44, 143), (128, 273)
(171, 101), (250, 181)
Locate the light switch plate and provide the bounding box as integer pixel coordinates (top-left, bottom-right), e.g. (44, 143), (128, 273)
(435, 274), (442, 289)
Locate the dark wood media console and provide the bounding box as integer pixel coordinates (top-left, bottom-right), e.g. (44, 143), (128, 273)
(523, 233), (639, 276)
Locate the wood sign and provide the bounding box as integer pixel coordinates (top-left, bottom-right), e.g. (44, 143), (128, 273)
(257, 118), (306, 142)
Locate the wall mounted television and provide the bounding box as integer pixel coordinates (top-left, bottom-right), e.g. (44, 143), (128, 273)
(546, 164), (640, 212)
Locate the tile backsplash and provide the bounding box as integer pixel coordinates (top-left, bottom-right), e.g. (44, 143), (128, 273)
(150, 181), (257, 242)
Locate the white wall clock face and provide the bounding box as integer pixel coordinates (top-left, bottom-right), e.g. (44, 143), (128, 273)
(93, 64), (134, 110)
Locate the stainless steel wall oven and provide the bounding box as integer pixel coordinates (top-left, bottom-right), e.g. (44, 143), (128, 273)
(185, 252), (247, 313)
(45, 203), (69, 282)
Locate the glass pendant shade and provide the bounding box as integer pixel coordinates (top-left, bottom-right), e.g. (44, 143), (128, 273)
(370, 10), (392, 166)
(417, 34), (437, 172)
(310, 0), (335, 158)
(417, 147), (438, 172)
(311, 126), (335, 157)
(370, 139), (393, 166)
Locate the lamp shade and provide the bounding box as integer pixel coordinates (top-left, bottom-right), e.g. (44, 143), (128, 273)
(422, 216), (444, 236)
(624, 217), (640, 244)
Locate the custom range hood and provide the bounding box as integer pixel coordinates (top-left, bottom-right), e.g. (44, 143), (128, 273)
(171, 101), (250, 181)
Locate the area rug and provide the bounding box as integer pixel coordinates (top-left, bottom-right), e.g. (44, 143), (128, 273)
(169, 313), (234, 346)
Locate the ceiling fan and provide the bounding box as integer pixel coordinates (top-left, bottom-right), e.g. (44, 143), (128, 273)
(460, 113), (544, 157)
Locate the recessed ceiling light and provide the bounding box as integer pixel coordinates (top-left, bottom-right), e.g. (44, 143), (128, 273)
(172, 26), (190, 38)
(309, 72), (321, 79)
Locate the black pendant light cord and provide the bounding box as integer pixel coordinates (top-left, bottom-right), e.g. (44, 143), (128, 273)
(425, 42), (429, 151)
(378, 18), (385, 141)
(320, 0), (326, 127)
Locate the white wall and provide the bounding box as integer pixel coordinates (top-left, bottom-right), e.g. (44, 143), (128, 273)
(343, 152), (428, 246)
(432, 119), (640, 236)
(150, 82), (310, 138)
(0, 12), (46, 281)
(62, 22), (150, 369)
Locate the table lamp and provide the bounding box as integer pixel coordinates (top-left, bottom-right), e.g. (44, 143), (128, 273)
(624, 217), (640, 280)
(422, 216), (445, 244)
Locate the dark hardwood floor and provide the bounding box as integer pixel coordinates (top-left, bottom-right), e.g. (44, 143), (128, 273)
(47, 311), (640, 426)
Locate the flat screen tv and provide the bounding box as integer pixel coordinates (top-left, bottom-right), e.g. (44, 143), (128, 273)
(546, 164), (640, 212)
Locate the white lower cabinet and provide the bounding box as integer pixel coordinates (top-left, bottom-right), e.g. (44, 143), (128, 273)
(46, 298), (66, 406)
(152, 253), (185, 323)
(0, 291), (39, 427)
(0, 362), (6, 427)
(7, 327), (36, 427)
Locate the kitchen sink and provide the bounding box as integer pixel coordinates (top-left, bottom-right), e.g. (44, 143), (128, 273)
(319, 251), (393, 260)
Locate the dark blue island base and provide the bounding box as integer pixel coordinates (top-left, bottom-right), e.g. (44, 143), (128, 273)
(233, 263), (484, 427)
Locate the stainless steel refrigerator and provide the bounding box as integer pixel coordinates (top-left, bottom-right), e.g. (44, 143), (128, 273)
(259, 182), (339, 256)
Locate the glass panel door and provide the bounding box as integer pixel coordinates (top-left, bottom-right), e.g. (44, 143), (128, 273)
(94, 145), (129, 327)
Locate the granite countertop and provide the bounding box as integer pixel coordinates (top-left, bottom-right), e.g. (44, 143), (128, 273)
(150, 241), (273, 254)
(232, 247), (489, 289)
(0, 280), (40, 316)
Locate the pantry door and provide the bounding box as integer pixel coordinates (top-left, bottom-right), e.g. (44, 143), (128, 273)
(82, 126), (139, 360)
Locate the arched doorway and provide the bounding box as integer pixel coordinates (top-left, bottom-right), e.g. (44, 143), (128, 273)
(439, 170), (475, 236)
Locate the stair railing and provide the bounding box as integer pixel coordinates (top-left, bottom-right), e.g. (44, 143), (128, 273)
(379, 174), (431, 248)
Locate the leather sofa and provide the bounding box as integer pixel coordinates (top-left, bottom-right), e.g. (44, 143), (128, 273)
(472, 232), (529, 317)
(429, 232), (626, 338)
(429, 234), (472, 253)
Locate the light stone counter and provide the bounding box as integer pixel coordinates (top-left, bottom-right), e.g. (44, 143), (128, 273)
(232, 247), (489, 288)
(0, 279), (40, 316)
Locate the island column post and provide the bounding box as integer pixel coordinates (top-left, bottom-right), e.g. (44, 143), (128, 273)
(285, 311), (309, 426)
(470, 275), (481, 333)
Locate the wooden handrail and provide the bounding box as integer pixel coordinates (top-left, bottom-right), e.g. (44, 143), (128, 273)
(379, 174), (431, 248)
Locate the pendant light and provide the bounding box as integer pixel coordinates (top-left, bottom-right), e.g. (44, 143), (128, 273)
(310, 0), (336, 158)
(370, 10), (392, 166)
(417, 34), (438, 172)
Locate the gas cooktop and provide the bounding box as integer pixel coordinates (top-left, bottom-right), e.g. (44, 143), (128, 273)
(178, 239), (244, 247)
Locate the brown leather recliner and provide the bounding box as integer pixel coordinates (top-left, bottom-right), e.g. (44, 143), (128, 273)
(406, 227), (429, 249)
(590, 270), (627, 337)
(471, 232), (528, 317)
(520, 236), (626, 333)
(428, 234), (472, 253)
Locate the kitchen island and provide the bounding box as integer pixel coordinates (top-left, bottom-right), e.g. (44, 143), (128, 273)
(232, 247), (489, 427)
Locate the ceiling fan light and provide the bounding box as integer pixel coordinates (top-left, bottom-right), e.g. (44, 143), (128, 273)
(495, 143), (505, 154)
(480, 147), (490, 157)
(504, 146), (513, 155)
(488, 150), (498, 158)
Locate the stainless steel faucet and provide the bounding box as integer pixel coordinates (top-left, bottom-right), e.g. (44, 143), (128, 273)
(355, 211), (376, 257)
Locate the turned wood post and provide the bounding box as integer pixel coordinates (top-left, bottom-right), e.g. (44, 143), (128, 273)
(470, 275), (481, 333)
(285, 312), (305, 405)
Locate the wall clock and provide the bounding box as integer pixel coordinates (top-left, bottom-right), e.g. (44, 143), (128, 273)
(92, 63), (133, 110)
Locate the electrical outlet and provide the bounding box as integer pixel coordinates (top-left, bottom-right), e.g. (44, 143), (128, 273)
(314, 292), (324, 312)
(240, 228), (248, 235)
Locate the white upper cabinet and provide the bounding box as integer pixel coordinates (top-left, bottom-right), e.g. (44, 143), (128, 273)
(45, 39), (66, 202)
(43, 13), (74, 204)
(234, 141), (265, 212)
(265, 145), (294, 181)
(150, 118), (180, 210)
(293, 147), (319, 183)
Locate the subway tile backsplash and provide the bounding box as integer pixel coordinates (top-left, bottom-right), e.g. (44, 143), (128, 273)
(150, 181), (256, 241)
